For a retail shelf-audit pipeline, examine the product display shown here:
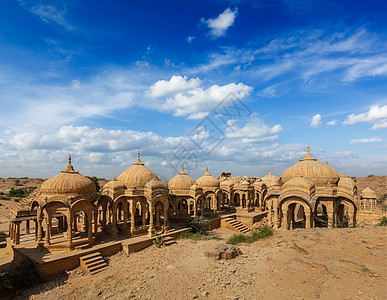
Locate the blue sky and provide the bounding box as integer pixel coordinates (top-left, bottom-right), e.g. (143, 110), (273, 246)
(0, 0), (386, 180)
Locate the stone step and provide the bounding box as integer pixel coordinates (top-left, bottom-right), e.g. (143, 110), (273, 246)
(80, 252), (108, 275)
(87, 260), (106, 269)
(90, 266), (109, 275)
(89, 263), (108, 273)
(83, 255), (103, 264)
(80, 252), (101, 260)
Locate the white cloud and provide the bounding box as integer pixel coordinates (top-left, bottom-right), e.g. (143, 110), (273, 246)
(326, 119), (338, 126)
(225, 117), (282, 143)
(148, 75), (201, 98)
(188, 29), (387, 84)
(162, 81), (253, 119)
(258, 85), (277, 98)
(350, 137), (383, 144)
(202, 8), (238, 38)
(186, 36), (196, 43)
(310, 114), (322, 128)
(343, 105), (387, 129)
(17, 0), (74, 30)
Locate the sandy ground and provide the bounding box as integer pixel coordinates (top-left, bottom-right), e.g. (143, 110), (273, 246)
(9, 226), (387, 300)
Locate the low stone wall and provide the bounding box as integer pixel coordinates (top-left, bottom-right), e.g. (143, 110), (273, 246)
(122, 228), (190, 255)
(8, 240), (123, 281)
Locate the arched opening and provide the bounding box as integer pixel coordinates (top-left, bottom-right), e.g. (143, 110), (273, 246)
(315, 203), (328, 227)
(234, 193), (241, 207)
(242, 194), (246, 208)
(280, 197), (312, 230)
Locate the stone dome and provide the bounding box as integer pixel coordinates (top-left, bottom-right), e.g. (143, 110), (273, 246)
(190, 183), (203, 193)
(220, 179), (234, 189)
(281, 145), (340, 186)
(361, 187), (376, 199)
(238, 180), (251, 189)
(253, 179), (263, 188)
(117, 150), (157, 189)
(40, 155), (96, 197)
(282, 177), (315, 191)
(168, 164), (195, 191)
(261, 172), (279, 186)
(145, 177), (168, 190)
(196, 166), (220, 188)
(338, 175), (357, 193)
(103, 178), (125, 191)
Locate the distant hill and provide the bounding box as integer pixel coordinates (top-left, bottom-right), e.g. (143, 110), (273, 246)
(355, 176), (386, 199)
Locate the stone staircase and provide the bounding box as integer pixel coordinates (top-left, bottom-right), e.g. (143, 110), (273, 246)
(221, 216), (251, 234)
(162, 236), (176, 247)
(79, 252), (108, 275)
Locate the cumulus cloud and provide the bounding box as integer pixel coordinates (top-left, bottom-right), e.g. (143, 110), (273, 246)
(225, 118), (282, 143)
(148, 75), (201, 98)
(148, 76), (253, 119)
(350, 137), (383, 144)
(202, 7), (238, 38)
(343, 105), (387, 129)
(310, 114), (322, 128)
(326, 119), (338, 126)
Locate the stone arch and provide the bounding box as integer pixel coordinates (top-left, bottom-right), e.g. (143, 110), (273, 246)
(280, 196), (313, 230)
(97, 194), (112, 234)
(41, 200), (70, 246)
(149, 194), (169, 235)
(233, 192), (241, 207)
(337, 197), (356, 227)
(111, 196), (131, 234)
(70, 199), (97, 242)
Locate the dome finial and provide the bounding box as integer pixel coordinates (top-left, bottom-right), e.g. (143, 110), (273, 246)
(299, 144), (317, 161)
(182, 163), (184, 172)
(134, 149), (144, 165)
(326, 160), (328, 165)
(206, 165), (208, 172)
(63, 154), (76, 173)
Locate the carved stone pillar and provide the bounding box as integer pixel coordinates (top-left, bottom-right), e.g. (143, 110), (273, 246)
(15, 222), (21, 245)
(123, 202), (128, 230)
(44, 216), (51, 246)
(148, 207), (154, 237)
(37, 214), (43, 243)
(305, 212), (311, 228)
(273, 199), (279, 229)
(67, 215), (72, 245)
(282, 206), (288, 230)
(87, 214), (93, 241)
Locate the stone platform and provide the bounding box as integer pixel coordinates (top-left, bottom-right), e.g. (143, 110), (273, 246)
(7, 228), (190, 280)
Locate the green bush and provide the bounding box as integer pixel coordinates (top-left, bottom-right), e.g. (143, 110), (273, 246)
(86, 176), (100, 192)
(0, 196), (10, 200)
(188, 216), (210, 235)
(0, 258), (41, 291)
(377, 193), (387, 204)
(377, 216), (387, 226)
(153, 231), (164, 248)
(177, 231), (212, 241)
(14, 180), (22, 186)
(0, 231), (5, 236)
(8, 187), (36, 198)
(227, 225), (274, 245)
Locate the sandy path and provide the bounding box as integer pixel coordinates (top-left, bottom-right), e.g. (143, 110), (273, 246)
(13, 226), (387, 300)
